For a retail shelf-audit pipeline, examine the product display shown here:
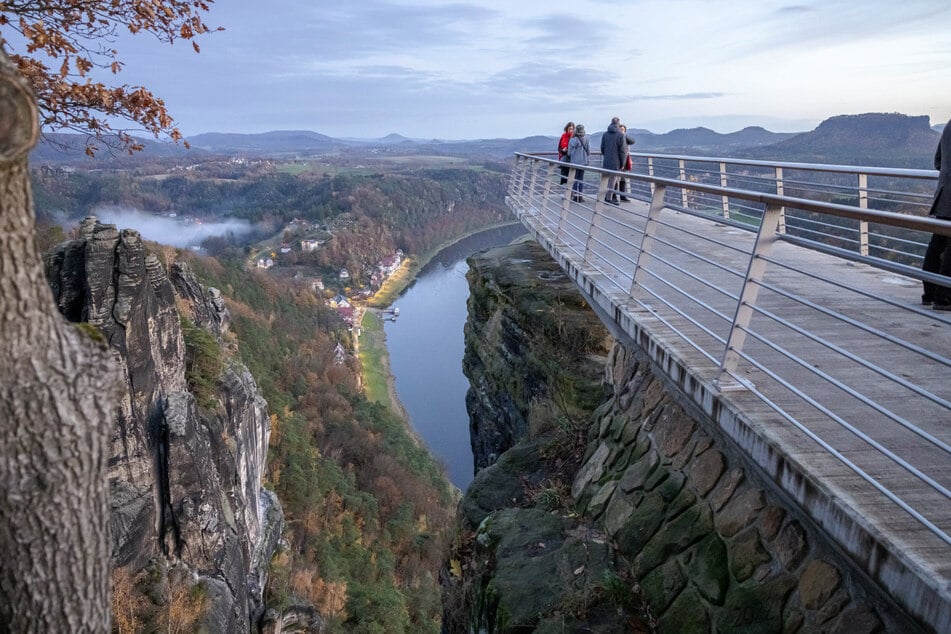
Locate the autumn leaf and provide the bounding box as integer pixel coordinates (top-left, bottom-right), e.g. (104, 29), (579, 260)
(449, 559), (462, 578)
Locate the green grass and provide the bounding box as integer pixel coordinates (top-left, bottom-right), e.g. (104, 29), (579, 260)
(275, 162), (312, 176)
(359, 310), (391, 406)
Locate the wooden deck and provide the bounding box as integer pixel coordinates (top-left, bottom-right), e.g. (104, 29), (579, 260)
(512, 192), (951, 630)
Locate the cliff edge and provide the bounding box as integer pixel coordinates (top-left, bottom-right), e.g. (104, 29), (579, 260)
(46, 217), (283, 631)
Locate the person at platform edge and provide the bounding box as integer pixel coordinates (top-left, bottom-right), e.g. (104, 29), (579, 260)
(600, 117), (627, 204)
(922, 118), (951, 311)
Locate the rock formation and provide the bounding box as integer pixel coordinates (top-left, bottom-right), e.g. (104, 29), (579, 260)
(45, 217), (282, 631)
(453, 239), (915, 633)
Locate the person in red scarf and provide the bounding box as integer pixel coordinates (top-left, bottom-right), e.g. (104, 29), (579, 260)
(558, 121), (574, 184)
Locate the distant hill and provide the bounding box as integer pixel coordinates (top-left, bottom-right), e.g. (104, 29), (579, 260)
(741, 113), (939, 169)
(28, 113), (940, 168)
(30, 132), (205, 163)
(630, 126), (796, 153)
(187, 130), (342, 154)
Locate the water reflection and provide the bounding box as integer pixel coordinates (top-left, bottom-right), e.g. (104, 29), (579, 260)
(383, 224), (527, 489)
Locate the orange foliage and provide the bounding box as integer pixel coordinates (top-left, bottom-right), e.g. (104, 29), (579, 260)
(112, 567), (146, 634)
(289, 569), (348, 618)
(1, 0), (220, 153)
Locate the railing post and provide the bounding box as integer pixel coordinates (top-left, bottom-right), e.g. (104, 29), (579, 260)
(628, 184), (667, 304)
(541, 161), (555, 199)
(679, 159), (688, 209)
(648, 157), (655, 197)
(858, 172), (869, 256)
(720, 161), (730, 220)
(584, 193), (604, 264)
(775, 166), (786, 234)
(557, 166), (576, 242)
(512, 155), (528, 210)
(528, 158), (540, 212)
(595, 172), (609, 214)
(717, 202), (784, 388)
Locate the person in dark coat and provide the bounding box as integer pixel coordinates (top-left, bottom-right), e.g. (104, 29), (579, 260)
(921, 118), (951, 309)
(600, 117), (626, 204)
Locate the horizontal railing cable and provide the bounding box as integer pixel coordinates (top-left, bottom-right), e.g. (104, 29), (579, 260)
(734, 320), (951, 499)
(721, 351), (951, 548)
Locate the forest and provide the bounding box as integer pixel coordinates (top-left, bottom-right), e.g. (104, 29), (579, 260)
(26, 155), (513, 631)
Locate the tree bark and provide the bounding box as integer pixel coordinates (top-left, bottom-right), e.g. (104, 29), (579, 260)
(0, 50), (120, 632)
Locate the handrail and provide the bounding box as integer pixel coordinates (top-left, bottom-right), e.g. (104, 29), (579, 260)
(530, 149), (938, 179)
(516, 151), (945, 268)
(507, 151), (951, 556)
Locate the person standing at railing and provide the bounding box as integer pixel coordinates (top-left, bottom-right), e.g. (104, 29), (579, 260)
(618, 123), (636, 202)
(600, 117), (626, 204)
(567, 123), (590, 202)
(922, 118), (951, 311)
(558, 121), (575, 185)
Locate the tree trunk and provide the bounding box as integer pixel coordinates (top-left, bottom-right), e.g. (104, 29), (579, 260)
(0, 50), (120, 632)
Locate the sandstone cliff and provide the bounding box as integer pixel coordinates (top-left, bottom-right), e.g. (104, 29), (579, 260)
(45, 217), (282, 631)
(452, 240), (911, 633)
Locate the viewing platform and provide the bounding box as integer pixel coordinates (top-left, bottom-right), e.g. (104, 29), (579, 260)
(507, 152), (951, 631)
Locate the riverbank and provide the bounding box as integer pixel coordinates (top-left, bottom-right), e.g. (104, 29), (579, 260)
(367, 220), (521, 309)
(357, 309), (410, 423)
(359, 221), (522, 422)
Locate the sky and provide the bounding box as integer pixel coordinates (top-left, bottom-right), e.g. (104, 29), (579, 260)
(25, 0), (951, 139)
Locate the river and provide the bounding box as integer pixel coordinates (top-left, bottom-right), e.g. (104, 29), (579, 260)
(383, 224), (528, 490)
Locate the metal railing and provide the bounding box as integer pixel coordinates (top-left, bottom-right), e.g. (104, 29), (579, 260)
(508, 152), (951, 548)
(535, 151), (938, 265)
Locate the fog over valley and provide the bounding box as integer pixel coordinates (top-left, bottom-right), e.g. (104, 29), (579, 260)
(82, 208), (254, 248)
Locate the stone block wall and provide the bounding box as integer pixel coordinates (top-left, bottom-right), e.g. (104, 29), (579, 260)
(572, 343), (912, 633)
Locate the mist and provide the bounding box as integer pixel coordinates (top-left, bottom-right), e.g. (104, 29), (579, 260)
(92, 207), (254, 248)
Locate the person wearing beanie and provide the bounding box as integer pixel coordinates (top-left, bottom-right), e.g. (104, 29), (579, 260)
(567, 124), (590, 202)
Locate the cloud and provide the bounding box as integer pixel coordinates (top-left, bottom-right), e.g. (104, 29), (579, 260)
(634, 92), (728, 101)
(91, 208), (253, 248)
(735, 0), (949, 55)
(279, 1), (500, 62)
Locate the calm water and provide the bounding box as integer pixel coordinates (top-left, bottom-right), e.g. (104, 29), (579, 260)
(384, 224), (527, 490)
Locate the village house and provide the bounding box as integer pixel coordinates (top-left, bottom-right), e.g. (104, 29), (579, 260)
(300, 238), (324, 252)
(337, 306), (355, 329)
(328, 295), (351, 309)
(339, 268), (350, 281)
(377, 251), (403, 276)
(256, 258), (274, 269)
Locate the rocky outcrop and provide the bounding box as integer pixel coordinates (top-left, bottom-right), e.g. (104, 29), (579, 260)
(572, 344), (907, 632)
(446, 241), (641, 632)
(454, 240), (915, 633)
(463, 239), (610, 472)
(45, 217), (282, 631)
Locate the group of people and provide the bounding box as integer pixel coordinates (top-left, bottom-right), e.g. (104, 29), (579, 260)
(557, 116), (951, 311)
(558, 117), (636, 203)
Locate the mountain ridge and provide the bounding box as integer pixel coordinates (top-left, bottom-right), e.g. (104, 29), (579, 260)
(30, 112), (941, 168)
